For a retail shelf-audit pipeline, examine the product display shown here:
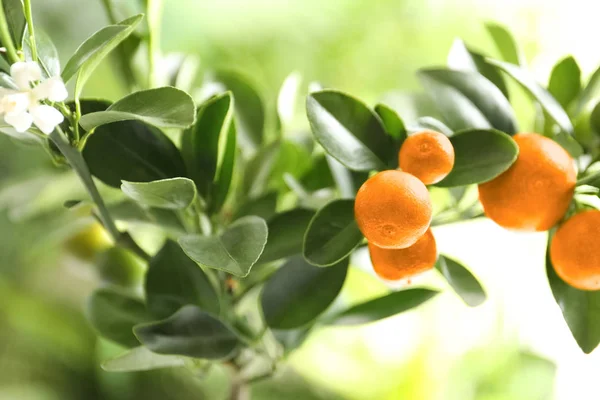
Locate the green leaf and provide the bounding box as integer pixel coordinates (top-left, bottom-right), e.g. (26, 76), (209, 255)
(574, 66), (600, 116)
(107, 200), (186, 234)
(2, 0), (25, 51)
(79, 87), (195, 130)
(411, 117), (453, 136)
(374, 103), (407, 141)
(548, 56), (581, 109)
(554, 131), (584, 158)
(326, 155), (357, 198)
(436, 129), (519, 187)
(326, 288), (438, 326)
(179, 216), (268, 277)
(261, 255), (348, 330)
(83, 119), (187, 188)
(306, 90), (392, 171)
(212, 119), (237, 213)
(447, 39), (509, 98)
(303, 199), (363, 267)
(418, 68), (517, 134)
(547, 241), (600, 353)
(576, 169), (600, 187)
(214, 71), (264, 151)
(146, 240), (220, 319)
(121, 178), (196, 210)
(485, 22), (525, 66)
(102, 346), (185, 372)
(134, 305), (239, 359)
(23, 30), (60, 78)
(259, 208), (316, 263)
(62, 14), (143, 83)
(436, 255), (486, 307)
(181, 92), (232, 194)
(234, 192), (278, 221)
(243, 142), (280, 199)
(589, 101), (600, 138)
(86, 288), (150, 348)
(489, 59), (574, 134)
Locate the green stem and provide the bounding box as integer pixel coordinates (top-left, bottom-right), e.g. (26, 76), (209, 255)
(0, 0), (20, 63)
(49, 129), (151, 262)
(23, 0), (37, 61)
(146, 0), (164, 88)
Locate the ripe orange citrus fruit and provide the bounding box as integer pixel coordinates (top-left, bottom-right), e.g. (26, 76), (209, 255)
(355, 170), (432, 249)
(550, 210), (600, 290)
(399, 130), (455, 185)
(369, 228), (437, 280)
(478, 133), (576, 231)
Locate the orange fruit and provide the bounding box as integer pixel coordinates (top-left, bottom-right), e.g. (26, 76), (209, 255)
(355, 170), (432, 249)
(550, 210), (600, 290)
(478, 133), (576, 231)
(369, 229), (437, 280)
(399, 130), (455, 185)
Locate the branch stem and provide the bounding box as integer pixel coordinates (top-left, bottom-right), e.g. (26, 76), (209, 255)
(0, 0), (20, 63)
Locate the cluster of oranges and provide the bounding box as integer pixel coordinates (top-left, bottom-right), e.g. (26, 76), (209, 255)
(355, 130), (454, 281)
(355, 130), (600, 291)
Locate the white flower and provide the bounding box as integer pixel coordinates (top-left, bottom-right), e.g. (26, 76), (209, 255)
(0, 61), (68, 134)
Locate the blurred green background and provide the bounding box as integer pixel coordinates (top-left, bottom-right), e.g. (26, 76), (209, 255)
(2, 0), (600, 398)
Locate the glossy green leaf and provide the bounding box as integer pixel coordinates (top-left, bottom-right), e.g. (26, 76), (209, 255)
(485, 22), (525, 66)
(63, 15), (143, 91)
(261, 255), (348, 330)
(374, 103), (407, 141)
(548, 56), (581, 109)
(134, 305), (239, 359)
(576, 168), (600, 187)
(102, 346), (185, 372)
(121, 178), (196, 210)
(326, 288), (438, 326)
(86, 288), (150, 348)
(243, 142), (280, 199)
(436, 255), (486, 307)
(447, 39), (509, 98)
(547, 241), (600, 353)
(437, 129), (519, 187)
(326, 155), (357, 198)
(146, 240), (220, 319)
(211, 119), (237, 212)
(411, 117), (453, 136)
(489, 59), (574, 134)
(267, 140), (312, 192)
(214, 71), (264, 150)
(554, 131), (583, 158)
(181, 92), (233, 197)
(234, 192), (278, 221)
(259, 208), (316, 263)
(2, 0), (25, 51)
(418, 68), (517, 134)
(23, 30), (60, 78)
(83, 119), (187, 188)
(179, 216), (268, 277)
(306, 90), (392, 171)
(574, 66), (600, 116)
(589, 101), (600, 137)
(79, 87), (195, 130)
(303, 199), (363, 267)
(107, 200), (186, 234)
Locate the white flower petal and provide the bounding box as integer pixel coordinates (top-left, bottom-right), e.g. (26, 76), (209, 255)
(5, 111), (33, 132)
(10, 61), (42, 91)
(32, 76), (68, 102)
(1, 92), (31, 116)
(30, 104), (64, 134)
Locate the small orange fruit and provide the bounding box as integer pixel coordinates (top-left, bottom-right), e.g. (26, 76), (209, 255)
(478, 133), (576, 231)
(550, 210), (600, 290)
(369, 228), (437, 280)
(399, 130), (455, 185)
(355, 170), (432, 249)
